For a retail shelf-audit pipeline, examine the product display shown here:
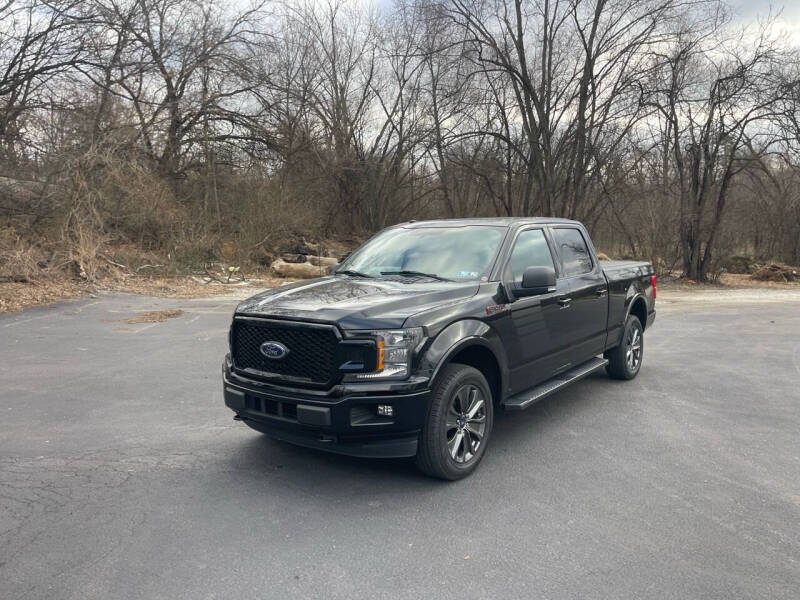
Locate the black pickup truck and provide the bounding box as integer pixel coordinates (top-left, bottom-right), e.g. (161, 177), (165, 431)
(223, 218), (655, 479)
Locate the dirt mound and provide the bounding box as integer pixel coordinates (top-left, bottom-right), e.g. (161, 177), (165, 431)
(723, 255), (757, 274)
(751, 263), (798, 282)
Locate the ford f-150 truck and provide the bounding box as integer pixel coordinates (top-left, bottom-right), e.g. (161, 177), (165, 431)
(223, 218), (655, 479)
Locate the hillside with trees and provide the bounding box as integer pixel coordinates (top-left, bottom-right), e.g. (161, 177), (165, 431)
(1, 0), (799, 290)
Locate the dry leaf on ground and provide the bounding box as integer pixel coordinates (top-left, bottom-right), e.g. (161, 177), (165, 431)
(124, 309), (184, 324)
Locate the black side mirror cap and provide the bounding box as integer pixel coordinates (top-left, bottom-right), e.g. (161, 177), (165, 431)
(518, 266), (556, 296)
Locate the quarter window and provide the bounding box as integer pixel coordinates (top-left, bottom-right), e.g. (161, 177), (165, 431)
(552, 228), (593, 276)
(507, 229), (555, 283)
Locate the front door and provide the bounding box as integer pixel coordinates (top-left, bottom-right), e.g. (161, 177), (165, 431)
(498, 228), (574, 393)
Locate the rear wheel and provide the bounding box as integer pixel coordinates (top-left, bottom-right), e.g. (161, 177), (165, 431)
(415, 364), (494, 480)
(605, 314), (643, 380)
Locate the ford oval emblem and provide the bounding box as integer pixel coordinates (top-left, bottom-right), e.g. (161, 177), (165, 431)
(260, 341), (289, 360)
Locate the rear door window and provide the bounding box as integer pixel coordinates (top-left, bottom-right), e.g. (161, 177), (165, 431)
(552, 228), (593, 277)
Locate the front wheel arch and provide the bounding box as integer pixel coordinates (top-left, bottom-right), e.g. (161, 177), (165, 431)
(430, 340), (503, 408)
(425, 338), (508, 405)
(420, 320), (509, 405)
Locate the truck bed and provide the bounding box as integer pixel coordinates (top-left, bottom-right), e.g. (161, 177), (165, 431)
(601, 260), (654, 283)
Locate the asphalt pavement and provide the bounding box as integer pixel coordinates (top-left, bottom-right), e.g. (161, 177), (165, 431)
(1, 288), (799, 599)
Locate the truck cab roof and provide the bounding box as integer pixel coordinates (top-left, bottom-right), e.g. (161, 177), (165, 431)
(397, 217), (583, 229)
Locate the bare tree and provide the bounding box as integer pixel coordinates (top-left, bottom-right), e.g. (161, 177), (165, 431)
(0, 0), (87, 167)
(2, 0), (800, 280)
(441, 0), (689, 222)
(644, 16), (786, 279)
(84, 0), (270, 180)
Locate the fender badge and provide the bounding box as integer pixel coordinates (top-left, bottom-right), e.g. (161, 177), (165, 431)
(486, 304), (507, 316)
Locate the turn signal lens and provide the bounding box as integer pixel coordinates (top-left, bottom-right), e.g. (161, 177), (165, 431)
(377, 339), (386, 372)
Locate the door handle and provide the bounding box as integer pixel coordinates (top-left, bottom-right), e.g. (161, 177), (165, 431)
(595, 288), (608, 297)
(558, 296), (572, 308)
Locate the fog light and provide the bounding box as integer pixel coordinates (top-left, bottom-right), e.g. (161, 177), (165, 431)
(377, 404), (394, 417)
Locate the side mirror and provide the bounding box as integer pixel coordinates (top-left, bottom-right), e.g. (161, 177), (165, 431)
(518, 266), (556, 296)
(330, 263), (339, 275)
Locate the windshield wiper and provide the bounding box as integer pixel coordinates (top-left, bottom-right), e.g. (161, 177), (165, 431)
(380, 270), (452, 282)
(336, 269), (374, 278)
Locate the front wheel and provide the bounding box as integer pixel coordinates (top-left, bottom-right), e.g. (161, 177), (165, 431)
(605, 314), (644, 380)
(415, 364), (494, 480)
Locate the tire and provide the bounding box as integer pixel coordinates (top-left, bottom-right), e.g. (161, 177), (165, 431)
(415, 363), (494, 480)
(605, 314), (644, 380)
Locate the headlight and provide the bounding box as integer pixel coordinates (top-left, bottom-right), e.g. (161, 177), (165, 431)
(347, 328), (425, 380)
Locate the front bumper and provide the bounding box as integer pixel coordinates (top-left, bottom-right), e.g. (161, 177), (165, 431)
(223, 359), (430, 458)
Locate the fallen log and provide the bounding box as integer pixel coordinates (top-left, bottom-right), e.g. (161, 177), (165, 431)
(306, 255), (338, 267)
(270, 258), (327, 279)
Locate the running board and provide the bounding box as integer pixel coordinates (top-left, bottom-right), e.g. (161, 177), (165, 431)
(502, 357), (609, 411)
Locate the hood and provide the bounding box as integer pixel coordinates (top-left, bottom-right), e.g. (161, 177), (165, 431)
(235, 276), (480, 329)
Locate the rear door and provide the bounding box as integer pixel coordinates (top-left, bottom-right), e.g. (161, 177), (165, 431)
(550, 226), (608, 364)
(499, 227), (574, 392)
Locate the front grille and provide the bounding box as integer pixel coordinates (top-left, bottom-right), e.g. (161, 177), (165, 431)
(231, 318), (340, 387)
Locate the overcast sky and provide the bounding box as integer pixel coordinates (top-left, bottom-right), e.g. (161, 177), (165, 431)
(729, 0), (800, 38)
(730, 0), (800, 20)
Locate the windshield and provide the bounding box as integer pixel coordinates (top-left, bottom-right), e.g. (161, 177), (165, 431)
(339, 225), (505, 281)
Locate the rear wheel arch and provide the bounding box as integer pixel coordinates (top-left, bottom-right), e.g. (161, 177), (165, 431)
(628, 295), (648, 329)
